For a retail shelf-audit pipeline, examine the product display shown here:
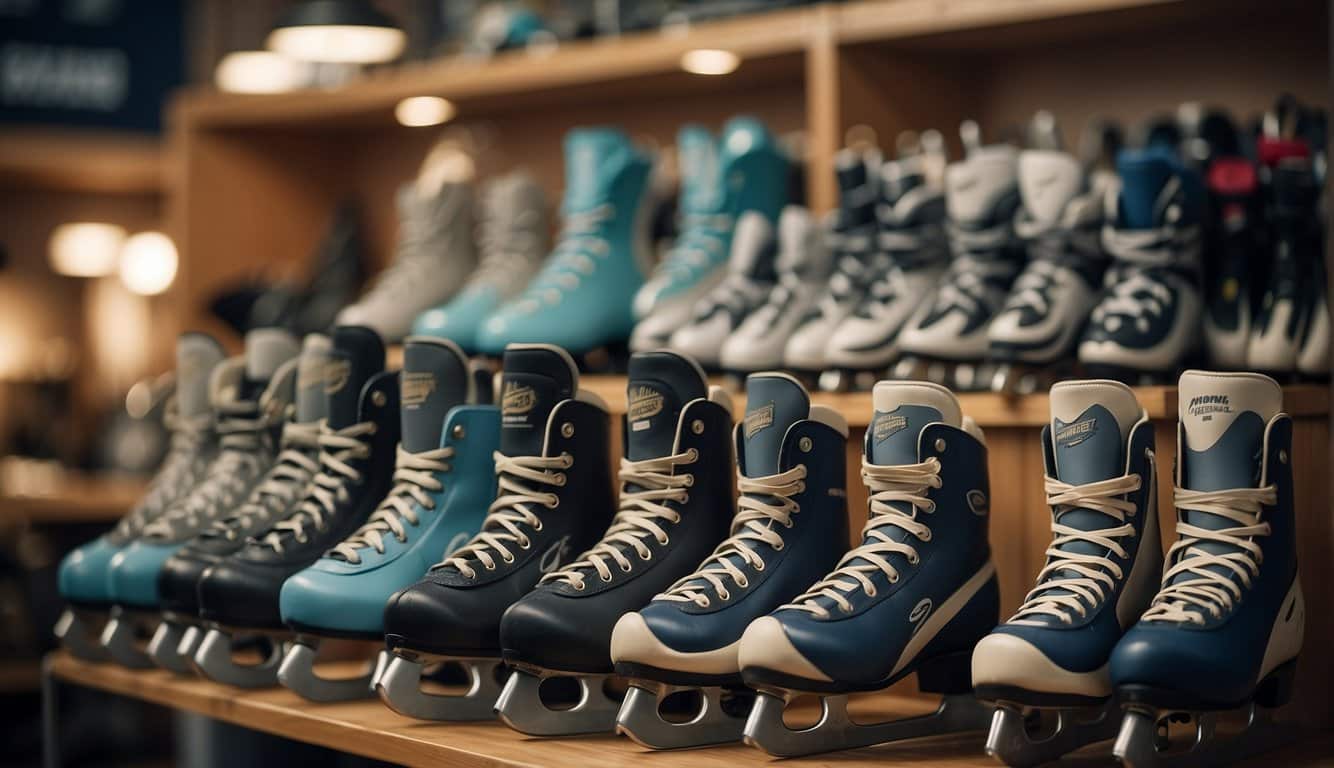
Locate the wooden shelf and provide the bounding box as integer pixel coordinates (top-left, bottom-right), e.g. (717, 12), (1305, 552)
(0, 130), (165, 195)
(44, 652), (1334, 767)
(0, 659), (40, 693)
(2, 472), (147, 524)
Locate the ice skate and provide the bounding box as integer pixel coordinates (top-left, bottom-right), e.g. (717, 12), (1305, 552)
(494, 351), (734, 736)
(739, 380), (997, 757)
(973, 379), (1160, 766)
(376, 344), (615, 720)
(1110, 370), (1304, 767)
(278, 337), (497, 702)
(611, 373), (849, 749)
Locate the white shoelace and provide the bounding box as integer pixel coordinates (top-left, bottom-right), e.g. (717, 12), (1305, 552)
(1141, 483), (1277, 624)
(785, 459), (941, 618)
(658, 465), (807, 608)
(261, 421), (375, 553)
(437, 451), (571, 578)
(543, 449), (697, 590)
(659, 212), (731, 279)
(328, 445), (455, 564)
(1095, 225), (1200, 325)
(115, 406), (212, 538)
(467, 184), (544, 292)
(205, 421), (322, 542)
(933, 253), (1018, 318)
(1009, 472), (1144, 625)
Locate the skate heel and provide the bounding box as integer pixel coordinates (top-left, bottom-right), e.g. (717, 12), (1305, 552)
(1252, 659), (1298, 709)
(916, 650), (974, 695)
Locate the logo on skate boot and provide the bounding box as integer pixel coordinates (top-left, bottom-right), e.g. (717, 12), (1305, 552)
(324, 359), (351, 394)
(967, 490), (988, 516)
(502, 382), (537, 418)
(872, 412), (909, 443)
(909, 598), (933, 636)
(1187, 394), (1232, 421)
(1055, 417), (1098, 448)
(401, 372), (437, 407)
(744, 402), (775, 438)
(628, 385), (664, 430)
(539, 535), (572, 574)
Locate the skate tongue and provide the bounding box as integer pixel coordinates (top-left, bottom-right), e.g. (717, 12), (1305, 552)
(400, 338), (471, 453)
(562, 128), (638, 213)
(1018, 150), (1082, 224)
(741, 373), (809, 477)
(324, 326), (386, 430)
(1049, 380), (1139, 485)
(242, 328), (300, 398)
(727, 212), (778, 280)
(499, 344), (579, 456)
(945, 145), (1018, 226)
(175, 333), (225, 419)
(1114, 147), (1203, 229)
(834, 148), (881, 233)
(295, 333), (332, 424)
(868, 381), (961, 466)
(626, 351), (707, 461)
(677, 124), (720, 215)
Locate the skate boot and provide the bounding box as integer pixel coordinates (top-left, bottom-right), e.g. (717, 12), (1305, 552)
(825, 137), (950, 390)
(973, 379), (1160, 766)
(154, 333), (331, 673)
(412, 171), (549, 354)
(632, 118), (790, 352)
(785, 148), (884, 377)
(1110, 370), (1304, 767)
(1079, 147), (1205, 383)
(988, 150), (1112, 394)
(338, 172), (476, 342)
(376, 344), (615, 720)
(611, 373), (849, 749)
(277, 337), (498, 701)
(100, 329), (300, 669)
(494, 350), (734, 735)
(193, 326), (399, 687)
(720, 206), (833, 373)
(476, 129), (655, 366)
(55, 334), (224, 661)
(1201, 155), (1261, 370)
(667, 212), (778, 371)
(739, 380), (997, 757)
(896, 143), (1025, 391)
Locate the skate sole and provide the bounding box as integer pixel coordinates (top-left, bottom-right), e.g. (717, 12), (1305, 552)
(974, 684), (1109, 709)
(742, 648), (976, 697)
(613, 660), (743, 688)
(1116, 659), (1298, 712)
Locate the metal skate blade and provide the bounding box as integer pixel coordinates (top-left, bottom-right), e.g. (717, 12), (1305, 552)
(494, 668), (620, 736)
(375, 653), (503, 721)
(984, 702), (1119, 767)
(615, 683), (748, 750)
(55, 609), (112, 663)
(147, 620), (200, 674)
(278, 642), (385, 702)
(99, 612), (155, 669)
(193, 627), (285, 688)
(1112, 705), (1298, 768)
(743, 691), (990, 758)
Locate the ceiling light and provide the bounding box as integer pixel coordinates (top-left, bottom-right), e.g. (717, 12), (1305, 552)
(215, 50), (308, 94)
(395, 96), (456, 127)
(680, 48), (740, 76)
(267, 0), (406, 64)
(48, 222), (125, 277)
(119, 232), (178, 296)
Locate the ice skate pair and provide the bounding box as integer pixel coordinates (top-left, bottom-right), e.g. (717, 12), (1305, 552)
(976, 371), (1304, 768)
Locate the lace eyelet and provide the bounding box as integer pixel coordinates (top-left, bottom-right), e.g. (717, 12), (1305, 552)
(656, 536), (668, 545)
(889, 574), (899, 583)
(920, 530), (932, 542)
(452, 425), (466, 439)
(755, 561), (765, 571)
(485, 562), (496, 570)
(561, 452), (574, 467)
(934, 438), (946, 452)
(866, 587), (876, 597)
(561, 422), (575, 438)
(736, 577), (749, 588)
(683, 475), (695, 487)
(519, 538), (531, 549)
(686, 448), (699, 461)
(908, 556), (920, 565)
(372, 391), (387, 407)
(774, 541), (786, 551)
(533, 520), (544, 532)
(641, 549), (653, 561)
(600, 573), (612, 583)
(1279, 449), (1289, 464)
(798, 436), (813, 452)
(554, 473), (567, 486)
(574, 582), (586, 591)
(620, 562), (633, 572)
(840, 604), (852, 613)
(718, 590), (730, 601)
(692, 420), (705, 435)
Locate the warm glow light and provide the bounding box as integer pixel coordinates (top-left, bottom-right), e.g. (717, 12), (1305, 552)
(215, 50), (308, 94)
(267, 24), (406, 64)
(395, 96), (456, 127)
(48, 222), (126, 277)
(119, 232), (178, 296)
(680, 48), (740, 76)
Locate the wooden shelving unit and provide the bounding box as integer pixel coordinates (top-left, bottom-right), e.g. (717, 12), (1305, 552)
(1, 473), (147, 524)
(0, 130), (165, 196)
(43, 652), (1334, 767)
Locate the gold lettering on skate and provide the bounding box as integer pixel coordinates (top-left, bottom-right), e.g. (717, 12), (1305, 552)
(744, 402), (775, 438)
(402, 372), (437, 407)
(628, 385), (664, 432)
(502, 382), (537, 416)
(873, 412), (909, 443)
(324, 358), (351, 394)
(1055, 417), (1097, 448)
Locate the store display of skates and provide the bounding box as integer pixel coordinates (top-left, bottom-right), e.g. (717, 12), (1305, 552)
(1110, 370), (1304, 767)
(153, 334), (332, 673)
(896, 138), (1025, 391)
(100, 329), (301, 669)
(973, 379), (1160, 766)
(631, 118), (790, 353)
(55, 334), (226, 662)
(376, 344), (615, 720)
(277, 337), (498, 702)
(412, 171), (549, 353)
(494, 350), (735, 736)
(738, 380), (997, 757)
(611, 372), (849, 749)
(192, 326), (400, 687)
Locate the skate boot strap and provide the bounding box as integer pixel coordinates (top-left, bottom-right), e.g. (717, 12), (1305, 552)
(782, 458), (941, 618)
(260, 420), (375, 553)
(202, 421), (322, 542)
(329, 444), (456, 563)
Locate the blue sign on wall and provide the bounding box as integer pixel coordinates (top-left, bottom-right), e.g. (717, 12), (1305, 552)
(0, 0), (185, 133)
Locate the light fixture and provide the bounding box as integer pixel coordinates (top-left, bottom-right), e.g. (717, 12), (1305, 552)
(680, 48), (740, 76)
(48, 222), (126, 277)
(395, 96), (456, 127)
(215, 50), (309, 94)
(119, 232), (178, 296)
(267, 0), (406, 64)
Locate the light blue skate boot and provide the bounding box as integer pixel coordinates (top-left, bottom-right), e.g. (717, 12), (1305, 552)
(277, 337), (499, 702)
(631, 117), (791, 352)
(54, 333), (225, 662)
(476, 128), (655, 361)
